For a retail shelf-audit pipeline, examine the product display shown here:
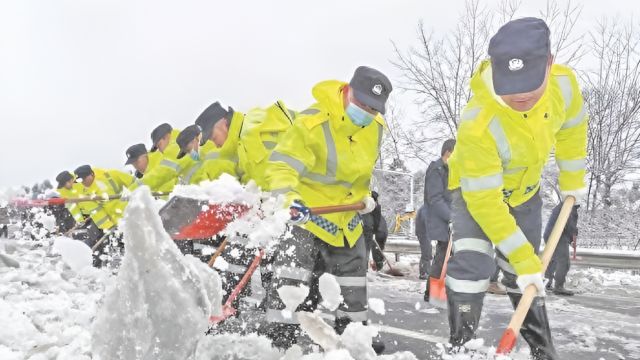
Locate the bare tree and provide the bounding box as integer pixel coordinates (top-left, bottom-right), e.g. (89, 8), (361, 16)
(378, 97), (409, 170)
(391, 0), (583, 167)
(583, 18), (640, 210)
(539, 0), (585, 66)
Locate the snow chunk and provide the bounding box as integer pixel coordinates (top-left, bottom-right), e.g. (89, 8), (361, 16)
(0, 253), (20, 268)
(278, 284), (309, 313)
(368, 298), (386, 315)
(52, 236), (92, 272)
(319, 273), (343, 311)
(92, 187), (222, 360)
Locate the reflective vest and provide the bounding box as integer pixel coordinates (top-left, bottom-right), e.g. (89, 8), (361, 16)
(448, 60), (588, 275)
(237, 100), (296, 189)
(58, 183), (85, 223)
(136, 129), (196, 193)
(77, 169), (134, 230)
(264, 80), (384, 247)
(188, 111), (245, 184)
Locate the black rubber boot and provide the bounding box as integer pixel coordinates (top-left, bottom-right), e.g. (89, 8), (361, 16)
(424, 280), (431, 302)
(507, 293), (559, 360)
(446, 288), (485, 347)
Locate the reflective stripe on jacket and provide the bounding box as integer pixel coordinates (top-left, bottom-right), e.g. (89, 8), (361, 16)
(264, 80), (384, 247)
(448, 60), (587, 275)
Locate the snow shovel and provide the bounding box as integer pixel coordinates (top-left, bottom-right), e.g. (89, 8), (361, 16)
(207, 202), (367, 326)
(428, 232), (453, 308)
(496, 195), (576, 356)
(159, 196), (251, 241)
(371, 236), (404, 277)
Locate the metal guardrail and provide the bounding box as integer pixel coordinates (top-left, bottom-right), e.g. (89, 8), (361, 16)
(385, 236), (640, 270)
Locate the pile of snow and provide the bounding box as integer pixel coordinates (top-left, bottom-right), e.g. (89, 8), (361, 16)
(52, 236), (93, 272)
(567, 267), (640, 293)
(0, 238), (110, 359)
(92, 187), (222, 360)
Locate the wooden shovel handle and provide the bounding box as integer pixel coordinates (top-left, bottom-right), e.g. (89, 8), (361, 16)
(497, 195), (576, 355)
(207, 238), (228, 268)
(309, 202), (365, 215)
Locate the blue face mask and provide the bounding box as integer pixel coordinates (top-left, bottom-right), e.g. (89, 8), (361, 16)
(346, 102), (375, 127)
(190, 150), (200, 161)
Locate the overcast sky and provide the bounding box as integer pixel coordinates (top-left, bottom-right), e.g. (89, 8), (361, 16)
(1, 0), (638, 188)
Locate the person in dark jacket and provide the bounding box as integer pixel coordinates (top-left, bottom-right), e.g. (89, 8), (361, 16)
(544, 203), (580, 296)
(363, 191), (387, 271)
(423, 139), (455, 301)
(416, 204), (431, 279)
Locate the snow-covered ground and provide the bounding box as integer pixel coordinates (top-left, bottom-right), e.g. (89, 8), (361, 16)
(1, 181), (639, 360)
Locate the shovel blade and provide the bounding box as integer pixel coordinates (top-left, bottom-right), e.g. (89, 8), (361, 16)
(428, 276), (448, 309)
(159, 196), (250, 240)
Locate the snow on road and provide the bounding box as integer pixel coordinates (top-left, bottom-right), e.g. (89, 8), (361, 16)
(1, 182), (639, 359)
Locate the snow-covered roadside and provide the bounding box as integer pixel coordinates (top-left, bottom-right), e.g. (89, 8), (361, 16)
(0, 181), (418, 360)
(0, 237), (112, 360)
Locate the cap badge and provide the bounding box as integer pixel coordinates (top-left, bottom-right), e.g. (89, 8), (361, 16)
(508, 58), (524, 71)
(372, 84), (383, 96)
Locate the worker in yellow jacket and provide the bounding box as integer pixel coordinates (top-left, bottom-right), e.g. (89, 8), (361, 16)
(260, 66), (392, 354)
(187, 102), (244, 185)
(74, 165), (135, 266)
(237, 100), (296, 188)
(55, 171), (84, 225)
(445, 18), (587, 359)
(124, 143), (150, 179)
(138, 123), (182, 193)
(74, 165), (133, 230)
(135, 124), (202, 193)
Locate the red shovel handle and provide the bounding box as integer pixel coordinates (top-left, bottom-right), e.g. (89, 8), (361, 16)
(209, 249), (264, 325)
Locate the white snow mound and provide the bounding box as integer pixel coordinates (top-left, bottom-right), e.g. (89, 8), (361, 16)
(91, 187), (222, 360)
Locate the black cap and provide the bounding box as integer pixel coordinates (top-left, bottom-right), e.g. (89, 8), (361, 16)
(150, 123), (173, 152)
(125, 143), (148, 165)
(194, 102), (233, 146)
(55, 171), (74, 189)
(488, 17), (551, 95)
(176, 124), (202, 159)
(349, 66), (393, 114)
(74, 165), (94, 180)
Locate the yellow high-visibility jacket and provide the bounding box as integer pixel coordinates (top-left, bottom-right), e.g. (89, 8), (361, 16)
(135, 128), (207, 193)
(58, 183), (86, 223)
(448, 60), (588, 275)
(237, 100), (296, 189)
(189, 111), (245, 184)
(264, 80), (384, 247)
(77, 168), (135, 230)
